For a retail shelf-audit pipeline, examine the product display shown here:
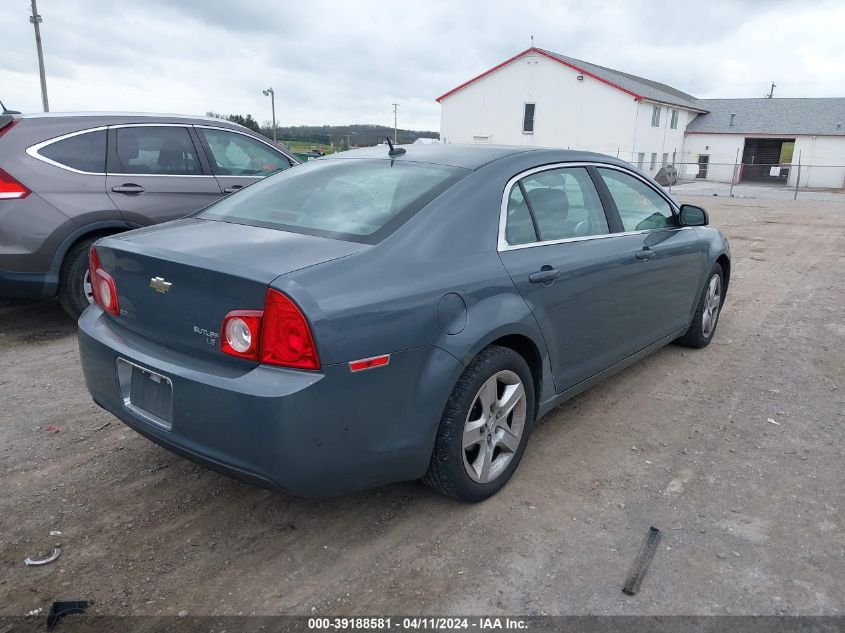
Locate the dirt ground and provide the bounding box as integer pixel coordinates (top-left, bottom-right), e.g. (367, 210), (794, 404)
(1, 196), (843, 618)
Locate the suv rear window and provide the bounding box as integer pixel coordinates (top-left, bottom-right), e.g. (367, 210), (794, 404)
(38, 130), (106, 173)
(197, 159), (466, 243)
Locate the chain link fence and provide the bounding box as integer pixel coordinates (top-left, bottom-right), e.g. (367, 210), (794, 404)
(609, 149), (845, 201)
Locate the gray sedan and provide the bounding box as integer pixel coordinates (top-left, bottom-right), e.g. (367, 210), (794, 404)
(78, 144), (730, 501)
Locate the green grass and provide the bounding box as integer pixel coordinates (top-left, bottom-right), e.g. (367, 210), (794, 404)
(283, 141), (336, 155)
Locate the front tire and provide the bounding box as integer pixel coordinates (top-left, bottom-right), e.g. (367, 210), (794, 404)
(678, 263), (724, 349)
(424, 345), (535, 502)
(58, 238), (96, 320)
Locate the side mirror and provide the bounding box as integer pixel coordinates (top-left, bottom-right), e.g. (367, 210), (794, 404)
(679, 204), (708, 227)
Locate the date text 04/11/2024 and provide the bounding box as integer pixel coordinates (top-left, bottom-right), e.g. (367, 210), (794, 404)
(307, 617), (529, 630)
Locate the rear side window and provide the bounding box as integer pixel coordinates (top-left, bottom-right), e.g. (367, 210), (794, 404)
(200, 128), (291, 176)
(112, 126), (201, 175)
(505, 167), (609, 245)
(38, 130), (106, 173)
(198, 159), (466, 244)
(598, 168), (675, 231)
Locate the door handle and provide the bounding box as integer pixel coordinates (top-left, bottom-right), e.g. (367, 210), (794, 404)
(223, 185), (244, 194)
(111, 184), (145, 194)
(635, 248), (654, 261)
(529, 265), (560, 284)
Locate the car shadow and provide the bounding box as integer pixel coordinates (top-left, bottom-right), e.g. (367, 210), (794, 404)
(0, 298), (77, 343)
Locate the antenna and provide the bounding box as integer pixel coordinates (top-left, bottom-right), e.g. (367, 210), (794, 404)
(0, 99), (21, 114)
(766, 82), (776, 98)
(530, 34), (534, 48)
(384, 136), (405, 157)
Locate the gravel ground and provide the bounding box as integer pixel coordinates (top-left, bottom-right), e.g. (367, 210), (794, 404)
(1, 196), (843, 617)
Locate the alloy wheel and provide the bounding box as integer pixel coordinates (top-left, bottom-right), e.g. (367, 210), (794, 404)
(462, 370), (527, 484)
(83, 269), (94, 305)
(702, 274), (721, 338)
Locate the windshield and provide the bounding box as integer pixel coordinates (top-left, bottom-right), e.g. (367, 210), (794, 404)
(198, 158), (467, 244)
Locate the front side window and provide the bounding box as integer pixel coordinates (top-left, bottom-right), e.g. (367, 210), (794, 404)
(523, 103), (535, 133)
(198, 159), (465, 244)
(505, 167), (609, 245)
(598, 168), (674, 232)
(38, 130), (106, 173)
(670, 109), (679, 129)
(651, 106), (661, 127)
(112, 126), (201, 175)
(200, 128), (291, 176)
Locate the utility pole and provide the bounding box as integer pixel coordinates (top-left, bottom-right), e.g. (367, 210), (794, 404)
(392, 103), (399, 145)
(766, 82), (776, 99)
(29, 0), (49, 112)
(263, 88), (276, 142)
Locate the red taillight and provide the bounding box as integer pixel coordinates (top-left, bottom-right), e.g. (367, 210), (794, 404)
(260, 289), (320, 370)
(219, 289), (320, 370)
(88, 246), (120, 316)
(220, 310), (263, 360)
(0, 167), (30, 200)
(0, 118), (20, 138)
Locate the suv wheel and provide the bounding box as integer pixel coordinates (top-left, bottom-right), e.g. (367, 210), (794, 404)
(58, 238), (96, 319)
(424, 345), (535, 502)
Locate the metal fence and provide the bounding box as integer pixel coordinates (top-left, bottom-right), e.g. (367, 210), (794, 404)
(610, 150), (845, 201)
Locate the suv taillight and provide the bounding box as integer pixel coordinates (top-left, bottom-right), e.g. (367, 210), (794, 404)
(0, 167), (30, 200)
(88, 246), (120, 316)
(220, 289), (320, 370)
(0, 118), (20, 138)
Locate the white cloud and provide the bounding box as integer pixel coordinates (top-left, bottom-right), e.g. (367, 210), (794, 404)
(1, 0), (843, 130)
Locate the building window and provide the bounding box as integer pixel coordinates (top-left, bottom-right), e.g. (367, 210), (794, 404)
(670, 110), (678, 129)
(651, 106), (661, 127)
(650, 153), (657, 170)
(637, 152), (645, 169)
(661, 153), (668, 167)
(523, 103), (535, 134)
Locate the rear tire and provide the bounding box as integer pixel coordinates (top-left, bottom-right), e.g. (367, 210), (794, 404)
(423, 345), (535, 502)
(677, 263), (724, 349)
(58, 238), (96, 320)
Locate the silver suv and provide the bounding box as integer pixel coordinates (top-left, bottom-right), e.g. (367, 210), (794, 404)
(0, 112), (299, 317)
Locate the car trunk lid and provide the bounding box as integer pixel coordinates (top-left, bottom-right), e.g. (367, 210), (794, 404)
(95, 217), (367, 362)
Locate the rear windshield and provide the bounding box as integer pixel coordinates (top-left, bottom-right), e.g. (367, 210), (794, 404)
(198, 158), (467, 244)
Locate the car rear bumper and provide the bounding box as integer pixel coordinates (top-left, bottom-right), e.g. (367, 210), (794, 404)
(0, 268), (56, 299)
(77, 306), (464, 497)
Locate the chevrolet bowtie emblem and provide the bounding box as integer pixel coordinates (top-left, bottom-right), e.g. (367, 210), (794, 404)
(149, 277), (172, 293)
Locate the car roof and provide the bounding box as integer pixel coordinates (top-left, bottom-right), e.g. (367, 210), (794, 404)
(17, 111), (246, 128)
(326, 143), (625, 170)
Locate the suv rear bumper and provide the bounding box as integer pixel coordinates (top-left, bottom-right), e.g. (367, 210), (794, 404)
(0, 268), (57, 299)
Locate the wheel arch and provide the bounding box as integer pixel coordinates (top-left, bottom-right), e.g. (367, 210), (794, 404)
(49, 221), (135, 284)
(716, 253), (730, 295)
(455, 323), (553, 420)
(487, 334), (543, 420)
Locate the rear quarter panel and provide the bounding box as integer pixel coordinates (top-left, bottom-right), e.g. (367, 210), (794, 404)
(281, 160), (556, 405)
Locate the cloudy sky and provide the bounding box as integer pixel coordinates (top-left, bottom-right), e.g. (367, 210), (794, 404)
(1, 0), (843, 131)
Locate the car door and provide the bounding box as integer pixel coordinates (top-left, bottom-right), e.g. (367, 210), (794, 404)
(105, 124), (223, 226)
(498, 165), (641, 393)
(195, 126), (294, 196)
(594, 166), (703, 346)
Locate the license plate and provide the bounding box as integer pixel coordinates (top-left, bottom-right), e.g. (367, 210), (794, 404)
(116, 358), (173, 430)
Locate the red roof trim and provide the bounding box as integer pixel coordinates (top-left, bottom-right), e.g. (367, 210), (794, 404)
(435, 47), (645, 103)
